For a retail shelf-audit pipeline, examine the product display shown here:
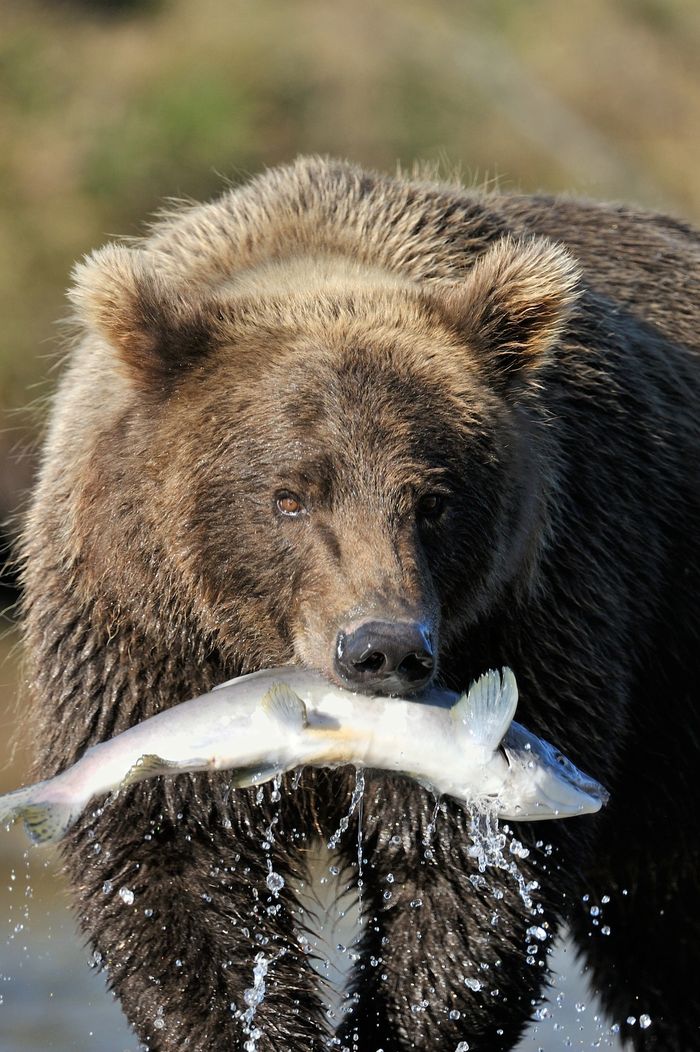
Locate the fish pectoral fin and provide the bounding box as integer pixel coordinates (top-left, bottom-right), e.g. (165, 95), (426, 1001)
(228, 764), (281, 789)
(120, 753), (208, 790)
(260, 683), (308, 730)
(451, 667), (519, 752)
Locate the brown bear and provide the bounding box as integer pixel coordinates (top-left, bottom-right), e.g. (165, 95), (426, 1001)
(20, 156), (700, 1052)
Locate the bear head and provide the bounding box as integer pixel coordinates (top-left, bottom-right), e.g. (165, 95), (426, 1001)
(67, 236), (579, 694)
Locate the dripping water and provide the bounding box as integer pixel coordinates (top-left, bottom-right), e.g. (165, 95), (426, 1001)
(327, 768), (365, 853)
(422, 795), (442, 860)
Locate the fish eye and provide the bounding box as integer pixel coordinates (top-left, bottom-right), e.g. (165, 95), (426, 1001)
(416, 492), (446, 521)
(275, 490), (306, 517)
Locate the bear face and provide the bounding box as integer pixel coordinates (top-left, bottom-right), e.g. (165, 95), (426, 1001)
(67, 238), (579, 694)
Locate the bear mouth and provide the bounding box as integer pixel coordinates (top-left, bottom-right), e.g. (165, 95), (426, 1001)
(334, 660), (436, 698)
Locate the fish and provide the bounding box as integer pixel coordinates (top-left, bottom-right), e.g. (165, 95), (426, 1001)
(0, 666), (608, 845)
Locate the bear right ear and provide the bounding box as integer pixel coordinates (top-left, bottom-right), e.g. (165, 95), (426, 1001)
(425, 236), (581, 394)
(69, 245), (217, 391)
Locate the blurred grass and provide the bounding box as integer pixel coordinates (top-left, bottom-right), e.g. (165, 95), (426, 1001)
(1, 0), (700, 524)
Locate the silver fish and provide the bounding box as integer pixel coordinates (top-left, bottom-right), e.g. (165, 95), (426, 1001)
(0, 667), (608, 844)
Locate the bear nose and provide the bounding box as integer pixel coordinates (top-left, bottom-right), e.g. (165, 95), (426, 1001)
(335, 620), (435, 694)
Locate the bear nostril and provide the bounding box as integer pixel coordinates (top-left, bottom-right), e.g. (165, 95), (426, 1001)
(353, 650), (386, 674)
(397, 651), (434, 682)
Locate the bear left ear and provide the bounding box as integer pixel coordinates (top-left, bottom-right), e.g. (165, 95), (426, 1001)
(425, 237), (581, 392)
(68, 244), (218, 392)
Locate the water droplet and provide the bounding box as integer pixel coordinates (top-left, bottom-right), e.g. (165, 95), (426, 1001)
(526, 925), (548, 942)
(153, 1018), (165, 1030)
(640, 1014), (652, 1029)
(590, 905), (601, 917)
(575, 1002), (586, 1013)
(102, 881), (113, 895)
(456, 1042), (470, 1051)
(509, 839), (530, 859)
(266, 871), (285, 895)
(241, 953), (271, 1050)
(464, 977), (482, 992)
(118, 887), (135, 905)
(601, 925), (611, 936)
(626, 1015), (637, 1026)
(449, 1009), (461, 1020)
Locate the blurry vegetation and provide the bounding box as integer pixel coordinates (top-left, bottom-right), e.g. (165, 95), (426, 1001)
(1, 0), (700, 531)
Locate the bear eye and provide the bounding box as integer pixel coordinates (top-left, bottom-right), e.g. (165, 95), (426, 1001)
(416, 492), (446, 520)
(275, 491), (306, 517)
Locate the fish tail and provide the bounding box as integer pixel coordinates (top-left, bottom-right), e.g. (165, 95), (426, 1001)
(0, 782), (79, 845)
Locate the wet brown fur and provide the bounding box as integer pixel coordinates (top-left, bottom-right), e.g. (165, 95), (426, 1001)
(21, 157), (700, 1050)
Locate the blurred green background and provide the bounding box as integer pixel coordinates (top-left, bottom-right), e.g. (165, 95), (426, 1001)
(2, 0), (700, 541)
(1, 0), (698, 534)
(1, 0), (699, 1048)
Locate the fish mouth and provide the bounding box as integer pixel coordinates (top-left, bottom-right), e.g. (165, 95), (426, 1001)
(499, 781), (608, 822)
(543, 763), (611, 816)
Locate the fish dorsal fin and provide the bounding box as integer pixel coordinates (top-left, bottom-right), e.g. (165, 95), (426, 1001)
(260, 683), (308, 730)
(451, 668), (518, 751)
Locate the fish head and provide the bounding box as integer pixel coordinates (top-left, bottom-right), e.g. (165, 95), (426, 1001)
(498, 723), (609, 821)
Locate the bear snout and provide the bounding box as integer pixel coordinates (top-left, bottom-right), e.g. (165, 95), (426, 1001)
(334, 618), (435, 694)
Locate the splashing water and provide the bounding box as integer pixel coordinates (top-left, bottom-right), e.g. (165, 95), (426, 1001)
(270, 774), (282, 804)
(265, 860), (285, 897)
(355, 770), (365, 902)
(240, 952), (271, 1052)
(327, 768), (365, 853)
(260, 782), (285, 915)
(466, 806), (539, 911)
(291, 768), (304, 791)
(422, 795), (442, 860)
